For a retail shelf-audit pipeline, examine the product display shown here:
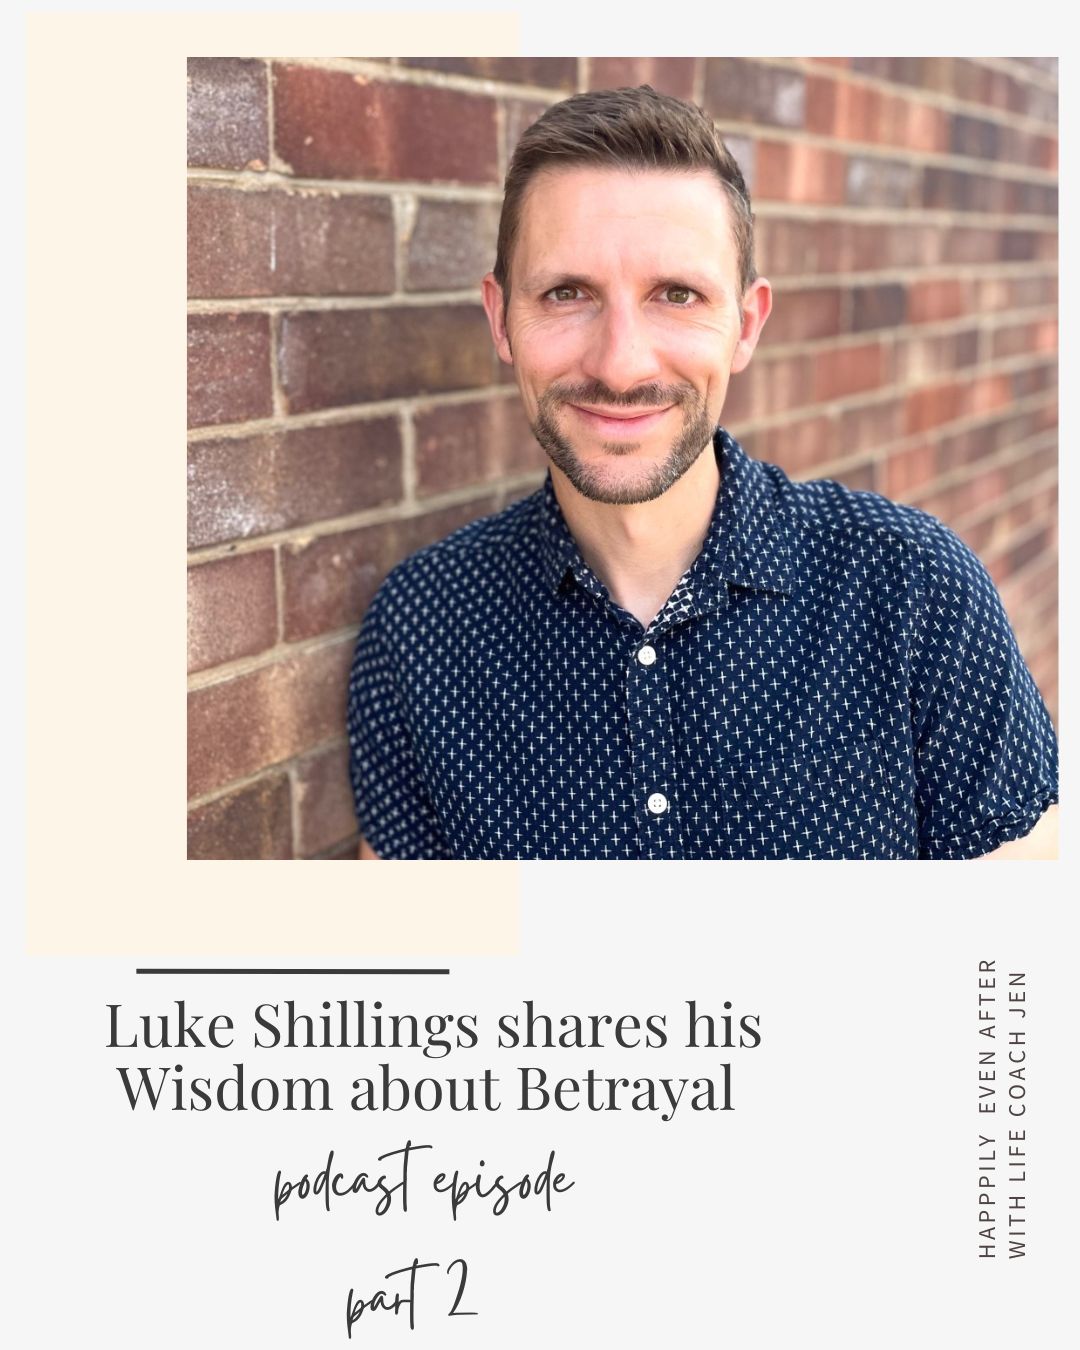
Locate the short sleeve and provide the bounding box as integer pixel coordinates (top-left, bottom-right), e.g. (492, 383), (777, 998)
(346, 586), (454, 860)
(908, 522), (1058, 859)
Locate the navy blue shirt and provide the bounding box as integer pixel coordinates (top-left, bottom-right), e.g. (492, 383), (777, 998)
(347, 430), (1057, 860)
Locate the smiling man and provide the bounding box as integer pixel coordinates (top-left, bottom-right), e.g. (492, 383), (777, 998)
(347, 86), (1058, 860)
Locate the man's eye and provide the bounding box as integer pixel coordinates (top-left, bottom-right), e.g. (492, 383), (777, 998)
(661, 285), (697, 305)
(547, 285), (583, 302)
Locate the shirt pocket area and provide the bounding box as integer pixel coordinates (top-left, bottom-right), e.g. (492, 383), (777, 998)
(715, 735), (910, 859)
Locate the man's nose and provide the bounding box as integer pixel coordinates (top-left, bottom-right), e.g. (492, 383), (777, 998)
(579, 298), (663, 396)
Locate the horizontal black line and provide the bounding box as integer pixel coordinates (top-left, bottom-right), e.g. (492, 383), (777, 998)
(136, 968), (450, 976)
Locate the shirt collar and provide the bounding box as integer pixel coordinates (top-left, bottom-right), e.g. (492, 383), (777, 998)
(536, 428), (798, 598)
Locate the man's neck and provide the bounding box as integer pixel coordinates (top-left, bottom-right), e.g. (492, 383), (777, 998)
(551, 444), (721, 630)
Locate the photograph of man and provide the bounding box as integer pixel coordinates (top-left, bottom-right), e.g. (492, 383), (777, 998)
(346, 85), (1058, 861)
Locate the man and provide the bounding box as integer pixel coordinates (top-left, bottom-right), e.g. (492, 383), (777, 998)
(347, 86), (1058, 860)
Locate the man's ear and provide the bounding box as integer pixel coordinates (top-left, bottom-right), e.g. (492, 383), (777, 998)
(730, 276), (773, 375)
(482, 272), (513, 365)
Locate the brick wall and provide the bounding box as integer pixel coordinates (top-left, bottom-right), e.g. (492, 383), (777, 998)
(187, 56), (1058, 858)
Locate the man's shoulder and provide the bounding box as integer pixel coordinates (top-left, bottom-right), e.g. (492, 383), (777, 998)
(767, 463), (977, 577)
(369, 488), (543, 609)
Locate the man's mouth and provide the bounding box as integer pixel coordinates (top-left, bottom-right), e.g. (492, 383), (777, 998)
(567, 404), (674, 435)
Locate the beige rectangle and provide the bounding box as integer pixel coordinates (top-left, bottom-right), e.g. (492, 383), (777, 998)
(26, 13), (521, 955)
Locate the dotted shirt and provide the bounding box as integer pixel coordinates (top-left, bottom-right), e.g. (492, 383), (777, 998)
(347, 429), (1058, 860)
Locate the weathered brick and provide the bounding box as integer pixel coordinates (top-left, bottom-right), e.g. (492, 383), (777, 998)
(415, 397), (545, 495)
(187, 58), (268, 171)
(188, 639), (353, 799)
(401, 57), (576, 88)
(188, 551), (278, 673)
(762, 288), (843, 344)
(273, 65), (498, 184)
(942, 227), (1001, 266)
(812, 342), (886, 402)
(589, 58), (698, 100)
(188, 775), (292, 859)
(896, 328), (979, 384)
(704, 60), (806, 128)
(187, 312), (272, 428)
(502, 97), (551, 168)
(188, 185), (395, 299)
(845, 156), (918, 209)
(405, 199), (500, 292)
(280, 497), (501, 643)
(278, 304), (495, 413)
(850, 284), (906, 332)
(722, 134), (756, 195)
(295, 742), (357, 856)
(188, 417), (403, 549)
(907, 279), (970, 324)
(950, 112), (1001, 160)
(923, 166), (1003, 214)
(756, 142), (846, 204)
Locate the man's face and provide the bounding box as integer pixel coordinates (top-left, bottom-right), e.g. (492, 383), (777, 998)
(483, 166), (771, 505)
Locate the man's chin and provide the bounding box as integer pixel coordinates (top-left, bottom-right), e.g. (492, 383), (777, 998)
(550, 456), (690, 506)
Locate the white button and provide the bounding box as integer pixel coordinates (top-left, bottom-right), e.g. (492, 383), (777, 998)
(637, 644), (657, 666)
(647, 792), (669, 815)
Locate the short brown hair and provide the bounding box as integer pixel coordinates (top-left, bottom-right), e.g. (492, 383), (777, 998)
(494, 85), (756, 302)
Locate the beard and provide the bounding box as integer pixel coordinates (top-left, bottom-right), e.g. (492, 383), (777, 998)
(529, 379), (715, 505)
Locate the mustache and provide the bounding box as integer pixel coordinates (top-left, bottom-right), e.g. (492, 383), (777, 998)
(540, 380), (699, 411)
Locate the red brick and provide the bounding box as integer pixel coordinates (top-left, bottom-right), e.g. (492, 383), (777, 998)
(415, 397), (545, 495)
(907, 279), (970, 324)
(757, 218), (850, 277)
(991, 318), (1058, 360)
(845, 155), (918, 209)
(883, 442), (937, 497)
(839, 397), (905, 455)
(905, 380), (968, 435)
(188, 639), (353, 798)
(273, 65), (498, 184)
(747, 415), (835, 477)
(704, 60), (806, 128)
(405, 199), (500, 292)
(278, 304), (495, 413)
(188, 417), (403, 549)
(187, 58), (268, 171)
(762, 287), (843, 344)
(187, 312), (272, 428)
(188, 186), (395, 299)
(756, 142), (846, 204)
(188, 775), (292, 859)
(812, 342), (886, 402)
(280, 497), (501, 643)
(967, 374), (1013, 418)
(188, 551), (278, 673)
(832, 460), (878, 492)
(722, 352), (814, 423)
(401, 57), (576, 87)
(589, 58), (697, 100)
(295, 742), (357, 856)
